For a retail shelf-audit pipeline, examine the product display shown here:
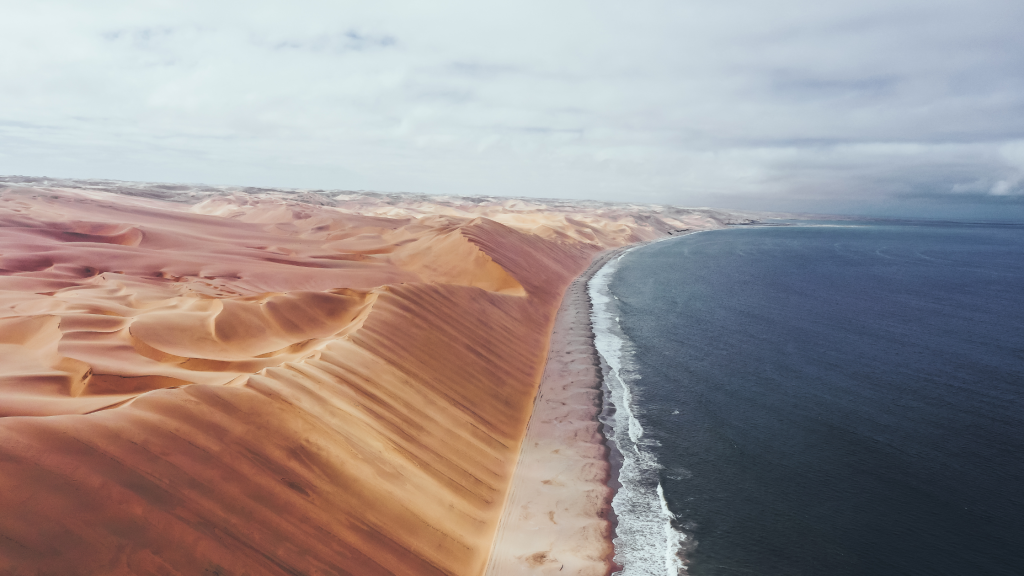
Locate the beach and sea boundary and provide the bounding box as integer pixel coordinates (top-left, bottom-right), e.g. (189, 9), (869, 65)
(487, 234), (695, 576)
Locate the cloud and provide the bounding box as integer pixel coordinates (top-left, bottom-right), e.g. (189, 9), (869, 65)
(989, 141), (1024, 196)
(0, 0), (1022, 217)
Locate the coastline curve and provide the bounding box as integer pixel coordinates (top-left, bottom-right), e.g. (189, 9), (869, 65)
(589, 239), (691, 576)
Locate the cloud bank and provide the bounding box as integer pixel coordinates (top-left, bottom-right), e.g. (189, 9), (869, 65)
(2, 0), (1023, 217)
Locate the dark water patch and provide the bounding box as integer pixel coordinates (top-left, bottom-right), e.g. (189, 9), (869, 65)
(606, 223), (1024, 575)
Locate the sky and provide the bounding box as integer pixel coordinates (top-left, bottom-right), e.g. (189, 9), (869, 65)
(2, 0), (1023, 219)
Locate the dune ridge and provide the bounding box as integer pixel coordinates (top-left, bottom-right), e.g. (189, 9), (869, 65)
(0, 180), (741, 575)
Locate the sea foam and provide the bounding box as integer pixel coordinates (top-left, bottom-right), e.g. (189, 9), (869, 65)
(590, 248), (688, 575)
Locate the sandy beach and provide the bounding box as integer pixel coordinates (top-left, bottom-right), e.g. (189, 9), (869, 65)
(485, 248), (627, 576)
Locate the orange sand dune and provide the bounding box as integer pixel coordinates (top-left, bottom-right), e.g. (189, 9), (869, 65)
(0, 181), (738, 575)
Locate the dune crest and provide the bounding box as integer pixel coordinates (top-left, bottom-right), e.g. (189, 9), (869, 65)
(0, 180), (741, 575)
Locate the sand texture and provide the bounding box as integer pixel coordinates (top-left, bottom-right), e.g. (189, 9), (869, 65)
(485, 249), (625, 576)
(0, 180), (738, 575)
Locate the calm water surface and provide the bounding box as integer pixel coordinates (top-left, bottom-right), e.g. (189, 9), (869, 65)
(599, 222), (1024, 575)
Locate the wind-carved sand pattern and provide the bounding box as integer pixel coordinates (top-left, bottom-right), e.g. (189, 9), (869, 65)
(485, 249), (627, 576)
(0, 178), (750, 575)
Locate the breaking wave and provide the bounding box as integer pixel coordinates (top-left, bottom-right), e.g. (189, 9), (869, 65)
(589, 246), (689, 575)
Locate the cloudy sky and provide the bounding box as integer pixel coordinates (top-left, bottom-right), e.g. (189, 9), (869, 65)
(2, 0), (1023, 218)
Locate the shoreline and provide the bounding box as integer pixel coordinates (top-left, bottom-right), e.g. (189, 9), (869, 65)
(485, 246), (631, 576)
(593, 236), (682, 564)
(589, 234), (702, 576)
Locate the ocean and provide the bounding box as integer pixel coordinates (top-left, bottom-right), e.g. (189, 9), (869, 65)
(590, 221), (1024, 576)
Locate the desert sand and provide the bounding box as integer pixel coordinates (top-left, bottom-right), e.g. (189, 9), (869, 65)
(0, 178), (743, 575)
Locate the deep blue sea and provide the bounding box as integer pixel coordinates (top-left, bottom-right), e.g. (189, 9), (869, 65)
(590, 222), (1024, 576)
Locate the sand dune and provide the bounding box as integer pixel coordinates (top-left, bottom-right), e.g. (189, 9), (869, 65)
(0, 180), (739, 575)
